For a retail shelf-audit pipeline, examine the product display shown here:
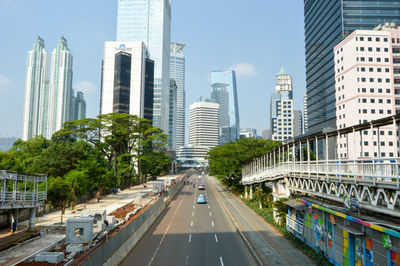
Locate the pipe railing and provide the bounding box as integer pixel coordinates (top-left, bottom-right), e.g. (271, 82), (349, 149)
(242, 158), (400, 185)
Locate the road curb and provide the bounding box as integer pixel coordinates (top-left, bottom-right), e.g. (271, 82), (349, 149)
(208, 176), (263, 266)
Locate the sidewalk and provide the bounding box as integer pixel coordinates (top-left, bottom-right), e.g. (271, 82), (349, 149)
(0, 179), (169, 265)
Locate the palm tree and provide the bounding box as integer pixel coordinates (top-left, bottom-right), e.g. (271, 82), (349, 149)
(254, 186), (266, 209)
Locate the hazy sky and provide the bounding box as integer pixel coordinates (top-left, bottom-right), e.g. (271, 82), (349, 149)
(0, 0), (306, 138)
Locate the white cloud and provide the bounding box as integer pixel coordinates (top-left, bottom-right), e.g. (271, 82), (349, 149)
(74, 81), (97, 95)
(0, 75), (15, 91)
(229, 63), (258, 76)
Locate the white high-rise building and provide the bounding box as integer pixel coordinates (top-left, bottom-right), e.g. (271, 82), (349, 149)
(270, 68), (294, 141)
(47, 36), (73, 138)
(170, 42), (186, 149)
(22, 36), (50, 141)
(335, 23), (400, 159)
(117, 0), (171, 134)
(189, 101), (219, 149)
(100, 41), (154, 120)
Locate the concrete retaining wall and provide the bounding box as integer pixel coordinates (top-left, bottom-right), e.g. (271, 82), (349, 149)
(82, 173), (189, 266)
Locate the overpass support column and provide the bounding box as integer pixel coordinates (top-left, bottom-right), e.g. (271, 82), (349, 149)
(249, 185), (253, 200)
(28, 207), (36, 230)
(245, 186), (248, 199)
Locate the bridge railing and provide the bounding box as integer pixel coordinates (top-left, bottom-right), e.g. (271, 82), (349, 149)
(242, 158), (400, 185)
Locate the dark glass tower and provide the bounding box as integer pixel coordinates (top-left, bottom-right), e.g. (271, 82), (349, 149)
(304, 0), (400, 132)
(113, 52), (132, 113)
(144, 58), (155, 123)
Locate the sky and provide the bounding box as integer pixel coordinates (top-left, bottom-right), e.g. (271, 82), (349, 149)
(0, 0), (306, 138)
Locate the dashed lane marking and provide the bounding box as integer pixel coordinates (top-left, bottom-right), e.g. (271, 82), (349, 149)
(189, 234), (192, 243)
(212, 221), (214, 227)
(214, 234), (218, 243)
(220, 256), (224, 266)
(191, 221), (193, 227)
(209, 212), (212, 216)
(192, 212), (194, 216)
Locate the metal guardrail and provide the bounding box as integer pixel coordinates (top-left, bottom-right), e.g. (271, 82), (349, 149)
(286, 215), (303, 236)
(242, 158), (400, 185)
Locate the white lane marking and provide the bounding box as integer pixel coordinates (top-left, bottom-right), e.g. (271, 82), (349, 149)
(193, 205), (195, 209)
(211, 221), (214, 227)
(209, 212), (212, 216)
(189, 234), (192, 243)
(190, 221), (193, 227)
(192, 212), (194, 216)
(148, 188), (185, 266)
(214, 234), (218, 243)
(186, 255), (189, 265)
(208, 205), (210, 209)
(219, 256), (224, 266)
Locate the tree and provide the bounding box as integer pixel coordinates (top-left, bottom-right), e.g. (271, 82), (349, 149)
(47, 177), (74, 223)
(273, 198), (289, 226)
(253, 186), (266, 209)
(207, 138), (281, 190)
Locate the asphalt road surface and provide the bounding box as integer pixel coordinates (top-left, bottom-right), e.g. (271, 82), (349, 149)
(120, 173), (257, 266)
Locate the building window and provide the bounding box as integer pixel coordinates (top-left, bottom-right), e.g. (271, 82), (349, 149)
(378, 68), (382, 72)
(369, 68), (373, 72)
(364, 141), (368, 146)
(379, 99), (383, 103)
(369, 57), (373, 62)
(376, 47), (381, 52)
(384, 47), (389, 52)
(371, 99), (375, 103)
(377, 58), (381, 62)
(362, 88), (366, 92)
(371, 109), (375, 114)
(369, 78), (374, 82)
(368, 37), (372, 41)
(378, 78), (382, 83)
(360, 47), (365, 51)
(385, 58), (389, 63)
(384, 38), (388, 42)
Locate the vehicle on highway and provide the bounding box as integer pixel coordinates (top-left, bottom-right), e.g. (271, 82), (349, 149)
(197, 194), (207, 204)
(198, 184), (205, 190)
(198, 175), (202, 179)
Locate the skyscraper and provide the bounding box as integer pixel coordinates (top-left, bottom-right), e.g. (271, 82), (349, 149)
(170, 42), (186, 149)
(168, 80), (177, 151)
(293, 110), (303, 137)
(47, 36), (73, 138)
(117, 0), (171, 133)
(100, 41), (154, 120)
(304, 0), (400, 132)
(270, 68), (293, 141)
(22, 36), (50, 141)
(189, 101), (219, 149)
(73, 91), (86, 121)
(303, 94), (308, 133)
(210, 70), (239, 145)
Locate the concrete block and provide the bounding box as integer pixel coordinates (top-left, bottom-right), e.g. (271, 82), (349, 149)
(35, 252), (64, 264)
(66, 217), (93, 244)
(66, 244), (83, 253)
(82, 210), (106, 232)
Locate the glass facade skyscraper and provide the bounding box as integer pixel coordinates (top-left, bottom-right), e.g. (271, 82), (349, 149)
(117, 0), (171, 134)
(170, 43), (186, 150)
(47, 36), (73, 138)
(22, 36), (50, 141)
(304, 0), (400, 132)
(210, 70), (239, 145)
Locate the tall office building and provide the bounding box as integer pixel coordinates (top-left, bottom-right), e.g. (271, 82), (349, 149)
(71, 91), (86, 121)
(189, 101), (220, 149)
(303, 94), (308, 133)
(304, 0), (400, 132)
(170, 42), (186, 149)
(210, 70), (239, 145)
(117, 0), (171, 133)
(168, 80), (177, 151)
(293, 110), (303, 137)
(47, 36), (73, 138)
(22, 36), (50, 141)
(100, 41), (154, 120)
(270, 68), (294, 141)
(335, 23), (400, 159)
